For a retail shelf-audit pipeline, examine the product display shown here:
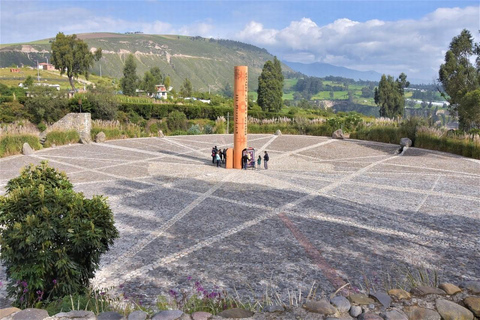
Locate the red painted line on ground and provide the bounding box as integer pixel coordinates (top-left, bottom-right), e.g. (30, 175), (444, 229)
(279, 212), (346, 290)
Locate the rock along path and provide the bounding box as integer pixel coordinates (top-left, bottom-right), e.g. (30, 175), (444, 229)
(0, 134), (478, 306)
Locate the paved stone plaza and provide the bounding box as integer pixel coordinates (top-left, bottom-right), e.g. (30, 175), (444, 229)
(0, 134), (479, 305)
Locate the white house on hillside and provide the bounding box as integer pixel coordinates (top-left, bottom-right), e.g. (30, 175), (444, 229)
(154, 85), (172, 99)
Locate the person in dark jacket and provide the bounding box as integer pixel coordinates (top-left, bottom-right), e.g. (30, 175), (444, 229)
(263, 151), (269, 169)
(242, 153), (248, 170)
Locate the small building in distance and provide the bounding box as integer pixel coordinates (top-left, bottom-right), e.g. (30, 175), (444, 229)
(154, 84), (171, 99)
(38, 63), (56, 71)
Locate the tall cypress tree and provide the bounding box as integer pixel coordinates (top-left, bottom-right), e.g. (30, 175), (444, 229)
(376, 73), (409, 118)
(120, 54), (138, 96)
(257, 57), (284, 112)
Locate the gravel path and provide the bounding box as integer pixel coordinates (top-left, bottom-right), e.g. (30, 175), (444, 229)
(0, 134), (478, 306)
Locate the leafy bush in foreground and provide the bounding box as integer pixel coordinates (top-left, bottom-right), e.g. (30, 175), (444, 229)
(0, 162), (119, 308)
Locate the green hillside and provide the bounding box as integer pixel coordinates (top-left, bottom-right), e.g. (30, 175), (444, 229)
(0, 33), (291, 92)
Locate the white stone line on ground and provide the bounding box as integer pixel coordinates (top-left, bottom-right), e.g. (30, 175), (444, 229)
(286, 210), (477, 251)
(102, 140), (397, 287)
(317, 154), (400, 195)
(161, 137), (212, 158)
(95, 170), (242, 281)
(274, 139), (337, 160)
(295, 153), (389, 163)
(256, 135), (278, 153)
(41, 155), (129, 162)
(414, 176), (442, 212)
(31, 155), (156, 182)
(381, 163), (480, 177)
(0, 154), (23, 163)
(348, 179), (479, 202)
(97, 142), (177, 157)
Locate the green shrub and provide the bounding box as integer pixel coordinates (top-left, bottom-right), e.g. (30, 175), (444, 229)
(167, 111), (187, 132)
(187, 124), (201, 135)
(0, 162), (119, 308)
(0, 135), (42, 157)
(44, 130), (80, 147)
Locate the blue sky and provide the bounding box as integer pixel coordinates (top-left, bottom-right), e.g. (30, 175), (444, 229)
(1, 0), (479, 81)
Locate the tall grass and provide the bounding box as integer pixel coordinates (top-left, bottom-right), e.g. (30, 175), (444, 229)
(415, 126), (480, 159)
(44, 130), (80, 148)
(0, 134), (42, 157)
(91, 120), (149, 140)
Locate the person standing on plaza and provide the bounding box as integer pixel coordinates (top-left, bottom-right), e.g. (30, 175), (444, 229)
(216, 151), (221, 167)
(242, 153), (248, 170)
(257, 155), (262, 169)
(212, 146), (217, 164)
(263, 151), (269, 170)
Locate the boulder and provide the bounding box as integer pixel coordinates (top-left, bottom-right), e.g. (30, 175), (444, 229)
(439, 283), (462, 295)
(358, 313), (383, 320)
(347, 294), (375, 305)
(97, 311), (125, 320)
(436, 298), (473, 320)
(410, 286), (446, 296)
(330, 295), (351, 313)
(369, 291), (391, 308)
(463, 296), (480, 317)
(216, 308), (254, 318)
(332, 129), (345, 139)
(12, 308), (49, 320)
(263, 305), (284, 313)
(79, 131), (92, 144)
(22, 142), (34, 155)
(349, 305), (362, 317)
(381, 309), (408, 320)
(400, 137), (412, 147)
(0, 308), (20, 318)
(95, 131), (106, 143)
(191, 311), (212, 320)
(304, 300), (337, 315)
(50, 310), (96, 320)
(275, 130), (282, 136)
(158, 130), (165, 138)
(128, 310), (148, 320)
(388, 289), (411, 300)
(403, 306), (441, 320)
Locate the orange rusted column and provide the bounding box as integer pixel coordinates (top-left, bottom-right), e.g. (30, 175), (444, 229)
(233, 66), (248, 169)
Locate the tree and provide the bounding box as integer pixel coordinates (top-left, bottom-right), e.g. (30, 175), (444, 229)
(51, 32), (102, 91)
(222, 82), (233, 98)
(141, 71), (156, 96)
(180, 78), (193, 97)
(120, 54), (138, 96)
(164, 76), (171, 90)
(23, 76), (34, 88)
(257, 56), (284, 112)
(438, 29), (480, 130)
(150, 67), (163, 85)
(0, 162), (118, 307)
(375, 73), (409, 118)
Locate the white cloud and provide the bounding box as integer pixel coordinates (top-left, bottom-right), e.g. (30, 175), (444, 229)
(235, 6), (480, 81)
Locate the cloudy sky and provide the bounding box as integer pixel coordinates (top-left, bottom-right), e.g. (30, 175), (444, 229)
(1, 0), (478, 82)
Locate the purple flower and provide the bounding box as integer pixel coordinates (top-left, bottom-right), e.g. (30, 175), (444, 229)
(21, 281), (27, 288)
(23, 288), (28, 293)
(187, 276), (192, 281)
(100, 292), (106, 296)
(53, 279), (57, 285)
(119, 284), (124, 289)
(169, 289), (178, 297)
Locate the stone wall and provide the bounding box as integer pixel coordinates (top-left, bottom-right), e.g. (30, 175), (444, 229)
(46, 113), (91, 137)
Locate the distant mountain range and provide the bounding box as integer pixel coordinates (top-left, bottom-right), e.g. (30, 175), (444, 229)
(283, 61), (383, 82)
(0, 33), (290, 92)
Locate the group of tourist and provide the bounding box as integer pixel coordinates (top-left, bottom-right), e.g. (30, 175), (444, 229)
(242, 150), (269, 170)
(210, 146), (269, 170)
(211, 146), (227, 167)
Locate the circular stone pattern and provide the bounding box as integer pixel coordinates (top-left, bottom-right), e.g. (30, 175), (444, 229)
(0, 134), (479, 306)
